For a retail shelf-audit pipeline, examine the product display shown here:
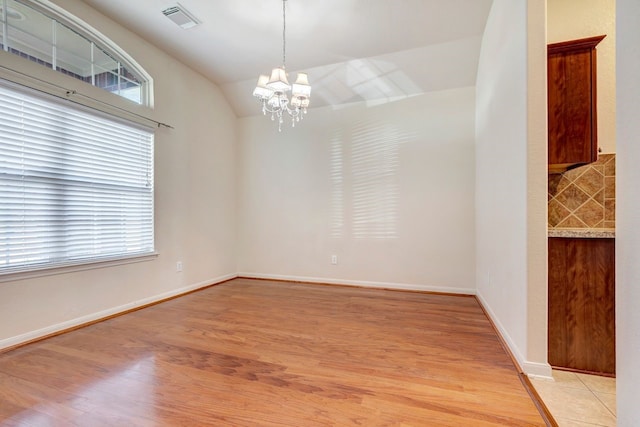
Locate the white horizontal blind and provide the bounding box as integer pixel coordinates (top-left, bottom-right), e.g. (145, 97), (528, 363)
(0, 81), (154, 275)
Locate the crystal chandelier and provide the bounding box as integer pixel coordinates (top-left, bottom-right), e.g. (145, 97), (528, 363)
(253, 0), (311, 131)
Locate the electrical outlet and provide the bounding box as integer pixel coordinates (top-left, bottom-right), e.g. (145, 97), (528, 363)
(331, 255), (338, 265)
(176, 261), (183, 272)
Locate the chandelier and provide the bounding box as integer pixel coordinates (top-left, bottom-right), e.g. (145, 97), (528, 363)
(253, 0), (311, 131)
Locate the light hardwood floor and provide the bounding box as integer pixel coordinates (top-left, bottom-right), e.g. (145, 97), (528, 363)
(0, 278), (546, 426)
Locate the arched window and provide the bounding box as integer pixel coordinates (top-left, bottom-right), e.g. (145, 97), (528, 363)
(0, 0), (152, 105)
(0, 0), (156, 278)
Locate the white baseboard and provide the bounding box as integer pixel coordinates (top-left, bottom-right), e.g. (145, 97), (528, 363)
(237, 272), (476, 295)
(476, 291), (553, 379)
(525, 365), (555, 380)
(0, 272), (237, 351)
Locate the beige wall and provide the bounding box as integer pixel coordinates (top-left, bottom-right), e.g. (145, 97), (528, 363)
(547, 0), (616, 153)
(616, 0), (640, 423)
(0, 0), (238, 348)
(238, 88), (477, 293)
(475, 0), (549, 376)
(526, 0), (550, 377)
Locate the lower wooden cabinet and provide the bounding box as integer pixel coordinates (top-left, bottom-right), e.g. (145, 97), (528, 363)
(548, 237), (615, 375)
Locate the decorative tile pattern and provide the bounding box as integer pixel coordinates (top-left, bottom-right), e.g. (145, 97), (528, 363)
(549, 199), (571, 227)
(604, 158), (615, 176)
(604, 176), (615, 199)
(604, 200), (615, 221)
(548, 174), (566, 195)
(575, 199), (604, 227)
(556, 185), (590, 211)
(575, 167), (604, 195)
(557, 215), (588, 229)
(548, 154), (616, 230)
(593, 189), (604, 204)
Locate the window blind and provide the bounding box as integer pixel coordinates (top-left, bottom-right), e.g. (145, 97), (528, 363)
(0, 81), (154, 275)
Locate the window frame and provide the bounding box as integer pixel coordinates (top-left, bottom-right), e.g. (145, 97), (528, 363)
(0, 0), (154, 107)
(0, 78), (157, 282)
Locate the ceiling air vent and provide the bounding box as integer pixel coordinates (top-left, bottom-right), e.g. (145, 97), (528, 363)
(162, 4), (201, 29)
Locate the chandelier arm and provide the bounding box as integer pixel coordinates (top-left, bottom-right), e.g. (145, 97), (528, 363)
(260, 95), (301, 118)
(261, 102), (280, 114)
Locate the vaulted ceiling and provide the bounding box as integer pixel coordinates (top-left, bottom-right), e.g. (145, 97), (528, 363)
(81, 0), (494, 117)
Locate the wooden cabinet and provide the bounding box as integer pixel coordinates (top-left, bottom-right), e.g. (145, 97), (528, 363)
(548, 35), (605, 174)
(548, 237), (615, 375)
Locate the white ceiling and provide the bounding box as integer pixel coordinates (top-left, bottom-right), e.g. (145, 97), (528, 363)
(81, 0), (493, 117)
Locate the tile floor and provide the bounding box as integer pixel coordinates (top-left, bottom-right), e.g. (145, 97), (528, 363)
(531, 370), (616, 427)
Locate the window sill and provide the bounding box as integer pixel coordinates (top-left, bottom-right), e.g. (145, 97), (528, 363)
(0, 252), (159, 283)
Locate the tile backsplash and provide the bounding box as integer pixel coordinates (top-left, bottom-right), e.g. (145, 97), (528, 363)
(548, 154), (615, 229)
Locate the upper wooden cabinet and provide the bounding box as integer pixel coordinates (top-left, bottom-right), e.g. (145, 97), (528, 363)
(548, 35), (605, 174)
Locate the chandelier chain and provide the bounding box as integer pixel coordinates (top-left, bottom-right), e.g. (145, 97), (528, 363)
(282, 0), (286, 67)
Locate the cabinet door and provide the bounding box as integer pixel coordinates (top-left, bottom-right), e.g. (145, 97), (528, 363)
(547, 36), (604, 172)
(548, 49), (594, 166)
(548, 237), (615, 374)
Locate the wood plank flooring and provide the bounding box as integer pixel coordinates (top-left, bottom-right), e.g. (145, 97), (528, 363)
(0, 278), (545, 426)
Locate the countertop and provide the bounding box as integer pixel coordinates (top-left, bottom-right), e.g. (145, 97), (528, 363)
(548, 228), (615, 238)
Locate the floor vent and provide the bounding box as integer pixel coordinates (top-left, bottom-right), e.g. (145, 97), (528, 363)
(162, 4), (201, 29)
